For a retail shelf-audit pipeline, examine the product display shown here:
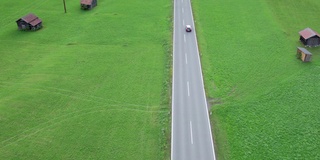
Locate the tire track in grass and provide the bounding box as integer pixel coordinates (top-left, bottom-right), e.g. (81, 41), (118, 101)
(1, 81), (169, 148)
(0, 83), (165, 116)
(0, 105), (168, 149)
(0, 81), (159, 109)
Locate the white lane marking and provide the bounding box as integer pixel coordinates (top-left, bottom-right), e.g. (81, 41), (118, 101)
(182, 8), (184, 13)
(187, 81), (190, 96)
(190, 121), (194, 144)
(185, 53), (188, 64)
(188, 0), (216, 159)
(184, 34), (186, 43)
(182, 0), (183, 3)
(183, 19), (185, 26)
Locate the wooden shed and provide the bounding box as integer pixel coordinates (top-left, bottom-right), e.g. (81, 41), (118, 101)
(299, 28), (320, 47)
(297, 47), (312, 62)
(16, 13), (42, 31)
(81, 0), (97, 10)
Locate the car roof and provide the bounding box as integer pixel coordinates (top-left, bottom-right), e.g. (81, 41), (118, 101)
(186, 25), (191, 28)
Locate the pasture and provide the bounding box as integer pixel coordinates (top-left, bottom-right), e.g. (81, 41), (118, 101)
(0, 0), (171, 159)
(193, 0), (320, 159)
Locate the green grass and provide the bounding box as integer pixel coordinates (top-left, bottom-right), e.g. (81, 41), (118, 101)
(193, 0), (320, 159)
(0, 0), (172, 159)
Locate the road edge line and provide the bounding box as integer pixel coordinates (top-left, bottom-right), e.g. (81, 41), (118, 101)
(171, 0), (176, 159)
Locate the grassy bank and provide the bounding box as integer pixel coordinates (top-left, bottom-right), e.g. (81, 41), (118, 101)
(0, 0), (171, 159)
(193, 0), (320, 159)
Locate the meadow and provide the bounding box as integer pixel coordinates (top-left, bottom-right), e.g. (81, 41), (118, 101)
(0, 0), (171, 159)
(192, 0), (320, 159)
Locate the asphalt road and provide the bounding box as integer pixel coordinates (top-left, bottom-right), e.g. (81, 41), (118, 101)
(171, 0), (216, 159)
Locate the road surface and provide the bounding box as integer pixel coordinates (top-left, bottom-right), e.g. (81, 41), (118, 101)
(171, 0), (216, 159)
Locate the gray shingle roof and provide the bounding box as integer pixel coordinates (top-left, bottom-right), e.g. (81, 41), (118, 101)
(297, 47), (312, 55)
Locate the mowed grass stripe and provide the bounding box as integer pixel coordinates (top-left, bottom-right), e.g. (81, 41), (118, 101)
(193, 0), (320, 159)
(0, 0), (171, 159)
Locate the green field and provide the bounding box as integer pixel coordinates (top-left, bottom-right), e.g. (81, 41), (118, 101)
(3, 0), (320, 159)
(193, 0), (320, 159)
(0, 0), (171, 159)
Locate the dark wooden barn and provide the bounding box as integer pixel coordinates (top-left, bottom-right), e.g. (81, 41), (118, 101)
(297, 47), (312, 62)
(81, 0), (97, 10)
(299, 28), (320, 47)
(16, 13), (42, 31)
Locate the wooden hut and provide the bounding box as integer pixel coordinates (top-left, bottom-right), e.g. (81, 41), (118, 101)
(81, 0), (97, 10)
(299, 28), (320, 47)
(297, 47), (312, 62)
(16, 13), (42, 31)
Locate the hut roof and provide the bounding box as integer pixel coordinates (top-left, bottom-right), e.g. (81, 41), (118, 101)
(297, 47), (312, 55)
(299, 28), (320, 39)
(17, 13), (42, 26)
(21, 13), (38, 23)
(29, 18), (42, 26)
(81, 0), (93, 5)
